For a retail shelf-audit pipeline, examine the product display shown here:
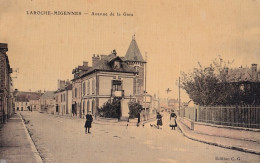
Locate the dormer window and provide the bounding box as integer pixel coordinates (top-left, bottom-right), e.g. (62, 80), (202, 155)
(113, 61), (121, 69)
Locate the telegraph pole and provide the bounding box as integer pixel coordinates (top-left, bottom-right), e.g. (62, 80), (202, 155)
(145, 52), (147, 93)
(178, 77), (181, 116)
(144, 52), (147, 120)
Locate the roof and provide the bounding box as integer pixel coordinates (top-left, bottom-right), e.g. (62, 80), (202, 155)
(0, 43), (8, 49)
(168, 99), (178, 103)
(66, 83), (72, 90)
(225, 68), (260, 82)
(15, 91), (42, 102)
(56, 83), (72, 93)
(80, 53), (136, 78)
(41, 91), (55, 99)
(125, 38), (145, 62)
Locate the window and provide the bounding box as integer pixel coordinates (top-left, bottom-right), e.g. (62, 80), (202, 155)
(83, 82), (86, 95)
(92, 79), (95, 94)
(112, 80), (122, 91)
(87, 80), (90, 95)
(75, 88), (77, 98)
(113, 61), (121, 69)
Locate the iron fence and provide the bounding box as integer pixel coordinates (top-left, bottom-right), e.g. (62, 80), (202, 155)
(181, 106), (260, 129)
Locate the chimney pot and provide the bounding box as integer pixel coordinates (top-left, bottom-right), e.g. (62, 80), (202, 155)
(83, 61), (88, 68)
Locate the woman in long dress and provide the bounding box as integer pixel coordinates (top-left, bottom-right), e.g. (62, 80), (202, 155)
(156, 112), (163, 129)
(169, 110), (177, 130)
(85, 111), (93, 134)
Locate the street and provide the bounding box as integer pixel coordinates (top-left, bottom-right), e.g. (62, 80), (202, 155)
(20, 111), (260, 163)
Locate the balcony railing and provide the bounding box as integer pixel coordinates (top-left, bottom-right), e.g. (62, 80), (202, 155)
(111, 90), (124, 98)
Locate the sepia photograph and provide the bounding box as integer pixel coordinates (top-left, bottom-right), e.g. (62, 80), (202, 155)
(0, 0), (260, 162)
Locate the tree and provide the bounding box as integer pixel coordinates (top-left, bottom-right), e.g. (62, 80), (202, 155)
(179, 56), (258, 106)
(128, 101), (143, 118)
(97, 99), (121, 119)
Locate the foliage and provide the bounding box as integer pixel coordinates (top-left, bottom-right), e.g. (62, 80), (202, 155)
(97, 99), (121, 119)
(128, 101), (143, 118)
(180, 56), (260, 106)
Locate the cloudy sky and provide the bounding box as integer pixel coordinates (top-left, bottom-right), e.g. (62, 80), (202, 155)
(1, 0), (260, 101)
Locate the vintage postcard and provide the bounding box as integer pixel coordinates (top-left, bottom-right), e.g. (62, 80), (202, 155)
(0, 0), (260, 163)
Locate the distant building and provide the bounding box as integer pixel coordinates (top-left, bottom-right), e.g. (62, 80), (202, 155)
(14, 91), (42, 111)
(221, 64), (260, 83)
(55, 80), (72, 115)
(40, 91), (55, 114)
(168, 98), (178, 110)
(0, 43), (13, 123)
(152, 94), (160, 113)
(220, 64), (260, 105)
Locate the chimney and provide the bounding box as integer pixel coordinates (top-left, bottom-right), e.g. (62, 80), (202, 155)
(58, 80), (66, 89)
(83, 61), (88, 68)
(112, 49), (117, 55)
(92, 54), (100, 66)
(252, 64), (257, 81)
(0, 43), (8, 53)
(100, 55), (107, 60)
(58, 79), (60, 90)
(65, 79), (70, 86)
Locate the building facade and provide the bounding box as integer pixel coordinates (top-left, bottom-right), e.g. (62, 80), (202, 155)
(0, 43), (13, 123)
(40, 91), (55, 114)
(72, 61), (91, 117)
(124, 37), (146, 103)
(55, 80), (72, 115)
(79, 50), (136, 120)
(15, 91), (42, 111)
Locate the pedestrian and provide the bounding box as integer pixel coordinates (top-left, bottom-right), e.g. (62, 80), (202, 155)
(82, 108), (85, 119)
(156, 112), (163, 129)
(169, 110), (177, 130)
(84, 111), (93, 134)
(137, 112), (140, 127)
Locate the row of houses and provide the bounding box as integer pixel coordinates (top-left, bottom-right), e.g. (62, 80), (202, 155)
(15, 37), (161, 120)
(0, 43), (14, 123)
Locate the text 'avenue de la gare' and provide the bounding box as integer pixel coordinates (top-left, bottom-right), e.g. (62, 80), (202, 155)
(26, 11), (134, 16)
(91, 12), (133, 16)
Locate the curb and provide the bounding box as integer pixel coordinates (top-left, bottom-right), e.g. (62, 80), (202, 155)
(19, 114), (43, 163)
(177, 119), (260, 155)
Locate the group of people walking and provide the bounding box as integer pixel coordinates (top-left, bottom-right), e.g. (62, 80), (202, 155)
(156, 110), (177, 130)
(84, 110), (177, 134)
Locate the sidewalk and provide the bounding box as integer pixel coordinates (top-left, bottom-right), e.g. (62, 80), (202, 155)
(177, 118), (260, 155)
(0, 113), (43, 163)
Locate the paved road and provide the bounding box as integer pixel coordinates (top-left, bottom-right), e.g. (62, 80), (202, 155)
(20, 111), (260, 163)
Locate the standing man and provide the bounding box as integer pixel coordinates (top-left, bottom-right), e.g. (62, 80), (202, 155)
(84, 111), (93, 134)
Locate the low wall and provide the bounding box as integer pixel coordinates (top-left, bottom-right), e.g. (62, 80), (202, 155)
(179, 118), (260, 142)
(180, 117), (194, 130)
(194, 122), (260, 142)
(97, 117), (119, 122)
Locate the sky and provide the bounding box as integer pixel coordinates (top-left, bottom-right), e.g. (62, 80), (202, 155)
(1, 0), (260, 101)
